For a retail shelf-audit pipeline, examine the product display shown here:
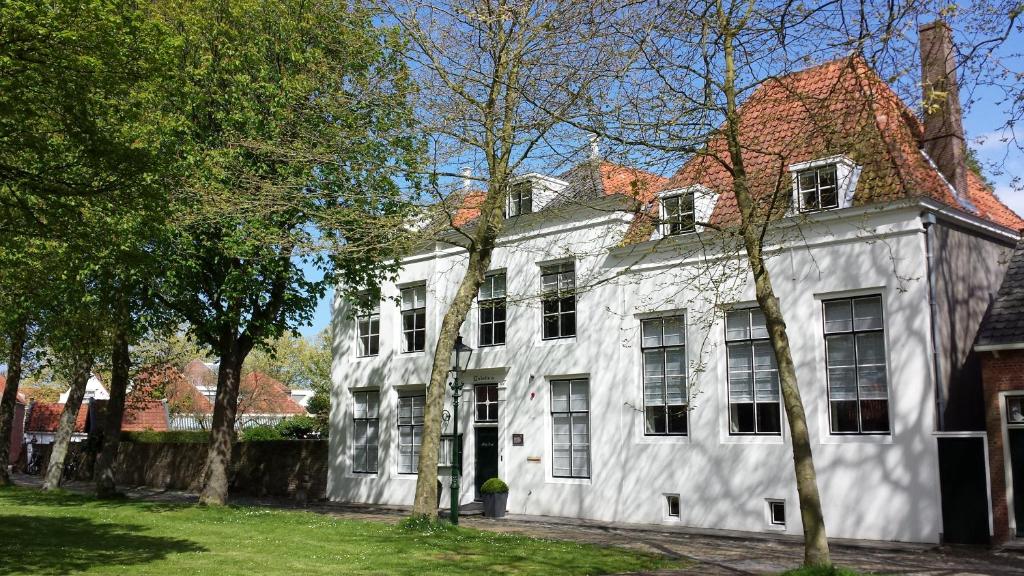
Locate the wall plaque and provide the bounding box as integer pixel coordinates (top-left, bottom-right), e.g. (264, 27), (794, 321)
(512, 433), (523, 446)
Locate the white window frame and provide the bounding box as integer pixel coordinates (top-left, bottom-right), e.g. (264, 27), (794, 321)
(351, 391), (379, 474)
(506, 180), (533, 217)
(656, 185), (717, 237)
(540, 262), (576, 340)
(400, 284), (427, 353)
(725, 307), (782, 436)
(478, 272), (507, 347)
(550, 378), (590, 479)
(659, 190), (696, 236)
(474, 383), (499, 423)
(397, 394), (425, 474)
(788, 155), (859, 213)
(641, 315), (688, 436)
(823, 294), (891, 435)
(766, 499), (787, 530)
(664, 493), (681, 520)
(356, 294), (380, 357)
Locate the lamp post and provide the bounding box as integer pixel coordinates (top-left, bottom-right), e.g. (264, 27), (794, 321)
(449, 335), (473, 524)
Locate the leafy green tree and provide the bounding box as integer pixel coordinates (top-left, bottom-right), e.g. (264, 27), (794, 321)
(151, 0), (421, 505)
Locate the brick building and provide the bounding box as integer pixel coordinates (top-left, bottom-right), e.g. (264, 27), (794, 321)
(978, 240), (1024, 542)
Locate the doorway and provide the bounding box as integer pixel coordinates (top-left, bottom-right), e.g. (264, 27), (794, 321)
(474, 427), (499, 501)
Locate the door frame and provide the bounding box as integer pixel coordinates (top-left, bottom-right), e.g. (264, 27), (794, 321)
(473, 425), (500, 501)
(1000, 391), (1024, 537)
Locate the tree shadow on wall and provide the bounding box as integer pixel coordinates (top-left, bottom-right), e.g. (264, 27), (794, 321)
(0, 515), (205, 575)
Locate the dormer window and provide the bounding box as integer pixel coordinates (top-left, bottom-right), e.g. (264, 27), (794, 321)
(507, 181), (533, 217)
(789, 156), (859, 214)
(661, 191), (696, 235)
(797, 165), (839, 212)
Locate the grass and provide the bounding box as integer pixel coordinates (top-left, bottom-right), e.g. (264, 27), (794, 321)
(0, 487), (679, 576)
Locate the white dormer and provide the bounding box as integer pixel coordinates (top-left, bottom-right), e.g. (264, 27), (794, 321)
(788, 155), (860, 213)
(505, 173), (569, 217)
(655, 185), (718, 238)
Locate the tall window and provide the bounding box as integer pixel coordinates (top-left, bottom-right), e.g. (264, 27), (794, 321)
(662, 192), (696, 235)
(398, 394), (425, 473)
(478, 273), (506, 347)
(475, 384), (498, 422)
(641, 316), (687, 435)
(725, 308), (781, 435)
(824, 295), (890, 434)
(356, 294), (380, 357)
(352, 391), (379, 473)
(797, 164), (839, 212)
(551, 379), (590, 478)
(401, 284), (426, 353)
(507, 181), (533, 217)
(541, 262), (575, 339)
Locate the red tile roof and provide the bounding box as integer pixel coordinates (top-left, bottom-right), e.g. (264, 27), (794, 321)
(119, 400), (169, 432)
(650, 56), (1023, 235)
(26, 402), (87, 434)
(134, 365), (214, 415)
(598, 161), (668, 202)
(183, 359), (218, 387)
(239, 372), (306, 415)
(0, 375), (27, 405)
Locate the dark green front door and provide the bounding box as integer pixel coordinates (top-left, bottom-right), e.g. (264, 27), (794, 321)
(1009, 429), (1024, 537)
(474, 427), (499, 501)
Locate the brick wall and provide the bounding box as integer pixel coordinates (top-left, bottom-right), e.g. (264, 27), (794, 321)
(982, 349), (1024, 542)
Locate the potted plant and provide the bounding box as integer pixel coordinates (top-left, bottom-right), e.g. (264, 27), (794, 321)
(480, 477), (509, 518)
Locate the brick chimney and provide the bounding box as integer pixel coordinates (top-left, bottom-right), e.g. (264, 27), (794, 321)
(919, 20), (967, 196)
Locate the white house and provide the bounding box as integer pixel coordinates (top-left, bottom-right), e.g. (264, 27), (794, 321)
(328, 25), (1023, 544)
(57, 375), (109, 404)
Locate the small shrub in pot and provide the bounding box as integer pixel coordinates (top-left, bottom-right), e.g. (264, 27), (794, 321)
(480, 477), (508, 518)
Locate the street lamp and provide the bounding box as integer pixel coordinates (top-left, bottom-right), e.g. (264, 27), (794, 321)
(449, 335), (473, 524)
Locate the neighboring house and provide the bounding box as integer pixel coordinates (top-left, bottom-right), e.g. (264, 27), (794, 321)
(176, 360), (307, 429)
(24, 402), (89, 446)
(978, 240), (1024, 542)
(0, 375), (27, 466)
(329, 23), (1023, 544)
(58, 375), (110, 404)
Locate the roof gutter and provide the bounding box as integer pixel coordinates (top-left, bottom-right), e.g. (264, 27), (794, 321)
(975, 342), (1024, 352)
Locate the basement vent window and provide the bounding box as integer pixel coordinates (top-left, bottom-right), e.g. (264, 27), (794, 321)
(768, 500), (786, 527)
(666, 494), (680, 518)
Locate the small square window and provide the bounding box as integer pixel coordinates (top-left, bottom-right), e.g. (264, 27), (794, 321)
(768, 500), (786, 527)
(666, 494), (680, 518)
(1007, 397), (1024, 426)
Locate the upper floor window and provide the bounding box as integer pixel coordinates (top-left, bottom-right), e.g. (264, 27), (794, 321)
(725, 307), (781, 435)
(642, 316), (687, 435)
(356, 294), (380, 357)
(541, 262), (576, 340)
(661, 191), (696, 235)
(401, 284), (426, 353)
(824, 295), (890, 434)
(507, 181), (533, 217)
(479, 273), (506, 347)
(352, 391), (379, 473)
(797, 164), (839, 212)
(398, 394), (425, 473)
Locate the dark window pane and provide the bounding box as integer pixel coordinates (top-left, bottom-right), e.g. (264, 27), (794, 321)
(667, 405), (687, 434)
(369, 335), (379, 355)
(488, 386), (498, 401)
(488, 404), (498, 421)
(830, 400), (859, 433)
(645, 406), (666, 434)
(860, 400), (890, 432)
(820, 187), (838, 208)
(480, 328), (492, 346)
(476, 404), (488, 421)
(414, 330), (425, 352)
(561, 296), (575, 312)
(731, 402), (755, 433)
(562, 312), (576, 337)
(493, 322), (505, 345)
(415, 311), (426, 330)
(756, 402), (781, 433)
(543, 315), (559, 339)
(543, 299), (559, 314)
(403, 313), (415, 331)
(492, 303), (506, 322)
(405, 332), (415, 352)
(480, 306), (493, 324)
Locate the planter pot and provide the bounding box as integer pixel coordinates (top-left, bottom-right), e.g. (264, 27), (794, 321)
(482, 492), (508, 518)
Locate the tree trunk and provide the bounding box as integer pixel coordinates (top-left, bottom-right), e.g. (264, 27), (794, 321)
(721, 24), (830, 567)
(0, 319), (28, 485)
(96, 327), (130, 498)
(199, 337), (250, 505)
(42, 355), (93, 491)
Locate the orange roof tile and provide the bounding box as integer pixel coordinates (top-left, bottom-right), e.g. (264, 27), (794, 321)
(0, 375), (26, 405)
(239, 372), (306, 415)
(650, 56), (1023, 235)
(26, 402), (87, 434)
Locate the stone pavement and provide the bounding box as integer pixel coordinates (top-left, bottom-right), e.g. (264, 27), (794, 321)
(12, 474), (1024, 575)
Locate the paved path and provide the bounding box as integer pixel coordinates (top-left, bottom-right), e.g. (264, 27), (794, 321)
(12, 474), (1024, 575)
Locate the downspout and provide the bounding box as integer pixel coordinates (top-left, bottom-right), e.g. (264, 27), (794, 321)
(923, 211), (945, 431)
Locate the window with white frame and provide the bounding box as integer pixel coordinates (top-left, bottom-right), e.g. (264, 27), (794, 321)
(768, 500), (786, 527)
(824, 295), (890, 434)
(356, 294), (380, 357)
(479, 273), (506, 347)
(401, 284), (426, 353)
(475, 383), (498, 422)
(725, 308), (781, 435)
(661, 191), (696, 235)
(438, 434), (462, 468)
(352, 391), (379, 473)
(641, 316), (687, 435)
(507, 181), (533, 217)
(397, 394), (425, 473)
(551, 379), (590, 478)
(796, 164), (839, 212)
(541, 262), (576, 339)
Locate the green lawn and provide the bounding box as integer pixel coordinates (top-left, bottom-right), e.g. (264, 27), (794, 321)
(0, 487), (678, 575)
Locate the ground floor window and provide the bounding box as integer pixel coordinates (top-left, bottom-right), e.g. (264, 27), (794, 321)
(398, 394), (425, 474)
(725, 307), (781, 435)
(551, 379), (590, 478)
(352, 391), (379, 473)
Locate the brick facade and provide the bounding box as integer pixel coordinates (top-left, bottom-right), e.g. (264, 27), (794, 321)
(982, 349), (1024, 542)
